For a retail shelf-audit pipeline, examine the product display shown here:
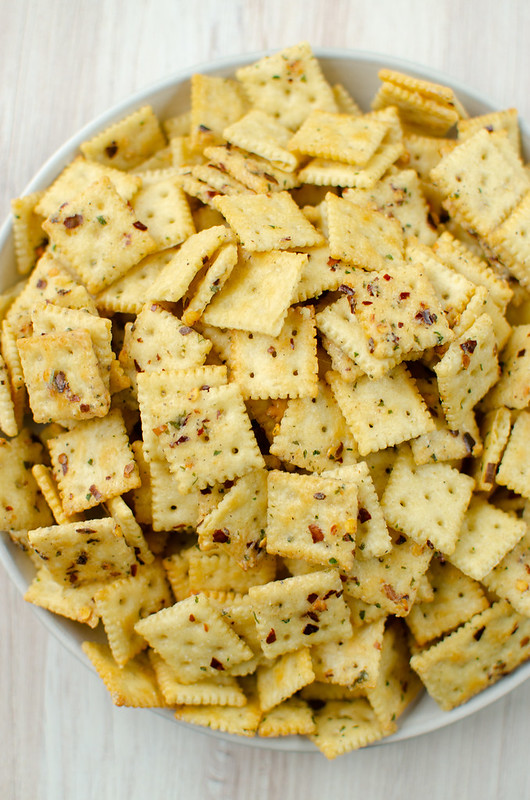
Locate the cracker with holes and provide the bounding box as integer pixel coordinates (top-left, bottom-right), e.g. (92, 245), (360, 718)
(327, 365), (435, 457)
(31, 464), (82, 525)
(312, 617), (385, 688)
(28, 517), (136, 586)
(235, 42), (337, 131)
(410, 600), (530, 711)
(149, 650), (246, 707)
(229, 306), (318, 400)
(309, 698), (386, 759)
(190, 73), (248, 150)
(258, 697), (315, 738)
(181, 243), (238, 326)
(266, 471), (358, 571)
(213, 191), (323, 252)
(486, 192), (530, 288)
(173, 692), (262, 736)
(326, 192), (404, 269)
(406, 559), (490, 646)
(269, 379), (358, 473)
(291, 244), (353, 304)
(95, 248), (178, 314)
(151, 382), (264, 492)
(298, 142), (405, 190)
(131, 172), (195, 249)
(248, 569), (352, 658)
(482, 529), (530, 616)
(458, 108), (521, 153)
(449, 497), (526, 581)
(472, 407), (511, 491)
(484, 325), (530, 409)
(80, 105), (166, 171)
(11, 192), (48, 275)
(381, 445), (474, 554)
(203, 144), (299, 194)
(82, 643), (164, 707)
(289, 110), (390, 165)
(197, 469), (268, 570)
(0, 350), (18, 437)
(42, 177), (157, 294)
(134, 593), (254, 682)
(434, 313), (499, 429)
(257, 648), (314, 712)
(0, 429), (53, 532)
(496, 410), (530, 498)
(202, 249), (307, 336)
(105, 495), (153, 565)
(24, 566), (101, 628)
(224, 109), (299, 171)
(188, 548), (276, 596)
(94, 561), (172, 665)
(47, 409), (140, 515)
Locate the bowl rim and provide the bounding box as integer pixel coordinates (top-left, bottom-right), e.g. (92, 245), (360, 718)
(1, 45), (529, 754)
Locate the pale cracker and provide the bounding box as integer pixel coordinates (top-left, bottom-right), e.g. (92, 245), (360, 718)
(298, 142), (405, 190)
(149, 458), (201, 532)
(174, 694), (262, 736)
(0, 350), (18, 436)
(308, 698), (386, 759)
(82, 643), (164, 707)
(223, 109), (299, 171)
(410, 600), (530, 711)
(257, 648), (314, 712)
(291, 244), (354, 304)
(190, 73), (248, 150)
(42, 177), (157, 294)
(162, 550), (192, 602)
(0, 429), (53, 532)
(452, 285), (511, 352)
(130, 440), (152, 525)
(248, 569), (352, 658)
(105, 495), (153, 566)
(188, 548), (276, 595)
(131, 173), (195, 249)
(149, 650), (246, 707)
(31, 464), (83, 525)
(458, 108), (521, 155)
(472, 407), (512, 491)
(24, 566), (100, 628)
(486, 191), (530, 288)
(377, 68), (468, 118)
(203, 144), (299, 194)
(380, 445), (474, 554)
(11, 192), (48, 275)
(258, 698), (315, 737)
(235, 42), (337, 131)
(181, 243), (238, 326)
(311, 617), (385, 688)
(482, 529), (530, 616)
(134, 594), (254, 682)
(371, 80), (459, 136)
(319, 335), (364, 384)
(95, 248), (178, 314)
(332, 83), (362, 116)
(212, 191), (323, 252)
(496, 410), (530, 498)
(47, 409), (140, 515)
(80, 105), (166, 171)
(288, 110), (390, 166)
(484, 325), (530, 409)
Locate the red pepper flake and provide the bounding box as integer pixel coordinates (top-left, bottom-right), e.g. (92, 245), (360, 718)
(68, 571), (79, 584)
(308, 523), (324, 542)
(105, 142), (118, 158)
(307, 593), (318, 604)
(204, 623), (209, 632)
(123, 462), (135, 477)
(130, 563), (138, 577)
(266, 628), (276, 644)
(415, 308), (437, 325)
(327, 257), (341, 270)
(213, 528), (230, 543)
(210, 657), (224, 670)
(189, 614), (195, 622)
(399, 291), (410, 300)
(152, 424), (168, 436)
(383, 583), (408, 605)
(520, 636), (530, 647)
(53, 371), (68, 393)
(169, 435), (190, 447)
(362, 300), (373, 306)
(76, 552), (88, 565)
(313, 492), (326, 500)
(339, 284), (356, 313)
(80, 404), (90, 413)
(58, 453), (68, 475)
(89, 484), (103, 501)
(303, 623), (319, 635)
(460, 339), (477, 355)
(306, 611), (319, 622)
(133, 220), (148, 231)
(358, 507), (372, 523)
(64, 214), (83, 229)
(323, 589), (337, 600)
(383, 273), (392, 281)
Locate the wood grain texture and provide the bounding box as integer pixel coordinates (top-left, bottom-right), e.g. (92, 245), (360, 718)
(2, 2), (530, 798)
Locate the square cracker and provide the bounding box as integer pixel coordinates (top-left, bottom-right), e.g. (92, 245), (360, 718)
(181, 243), (238, 326)
(410, 600), (530, 711)
(202, 249), (307, 337)
(82, 643), (164, 707)
(213, 191), (323, 252)
(188, 547), (276, 596)
(235, 42), (337, 131)
(28, 517), (136, 586)
(203, 144), (299, 194)
(47, 409), (140, 515)
(229, 306), (318, 400)
(311, 617), (385, 688)
(173, 693), (262, 736)
(381, 445), (474, 554)
(257, 648), (314, 712)
(11, 192), (48, 275)
(223, 109), (298, 171)
(190, 73), (248, 150)
(484, 325), (530, 410)
(24, 566), (101, 628)
(482, 529), (530, 616)
(149, 650), (246, 707)
(486, 192), (530, 288)
(95, 248), (178, 314)
(288, 110), (390, 166)
(266, 471), (358, 572)
(472, 406), (511, 492)
(258, 698), (315, 738)
(134, 594), (254, 682)
(496, 410), (530, 498)
(131, 173), (195, 249)
(248, 569), (352, 658)
(0, 429), (53, 532)
(327, 365), (435, 457)
(152, 382), (264, 492)
(308, 698), (386, 759)
(80, 105), (166, 171)
(43, 177), (157, 294)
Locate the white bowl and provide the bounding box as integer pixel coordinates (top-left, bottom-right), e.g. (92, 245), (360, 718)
(1, 48), (529, 753)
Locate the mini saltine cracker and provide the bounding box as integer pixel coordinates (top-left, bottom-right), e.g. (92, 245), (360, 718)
(47, 409), (140, 515)
(372, 80), (458, 136)
(342, 529), (432, 617)
(149, 458), (202, 532)
(11, 192), (48, 275)
(308, 698), (386, 759)
(472, 406), (512, 492)
(448, 497), (526, 581)
(319, 335), (364, 385)
(457, 108), (521, 155)
(147, 225), (232, 303)
(481, 529), (530, 617)
(80, 105), (166, 171)
(173, 693), (262, 737)
(188, 548), (276, 595)
(212, 191), (323, 252)
(42, 177), (157, 294)
(410, 600), (530, 711)
(35, 155), (142, 219)
(258, 698), (316, 738)
(130, 440), (152, 525)
(298, 142), (405, 190)
(496, 410), (530, 498)
(223, 109), (299, 171)
(162, 549), (192, 602)
(28, 517), (136, 586)
(0, 429), (53, 532)
(94, 560), (172, 666)
(24, 566), (101, 628)
(311, 617), (386, 688)
(197, 469), (268, 570)
(248, 569), (352, 658)
(452, 284), (511, 353)
(82, 642), (164, 707)
(266, 471), (358, 572)
(288, 110), (390, 166)
(228, 306), (318, 400)
(332, 82), (362, 116)
(322, 462), (391, 558)
(178, 164), (251, 205)
(235, 42), (337, 131)
(430, 129), (529, 238)
(95, 248), (178, 315)
(325, 192), (404, 269)
(131, 172), (195, 249)
(327, 365), (435, 457)
(149, 650), (246, 707)
(405, 558), (490, 646)
(434, 313), (499, 430)
(31, 463), (83, 526)
(203, 144), (300, 194)
(269, 379), (359, 473)
(0, 350), (18, 437)
(486, 192), (530, 288)
(189, 73), (248, 150)
(201, 249), (308, 337)
(105, 495), (153, 566)
(256, 648), (314, 712)
(181, 243), (238, 326)
(380, 445), (474, 554)
(483, 325), (530, 409)
(377, 69), (468, 118)
(134, 593), (254, 682)
(151, 382), (265, 492)
(291, 244), (354, 304)
(2, 318), (27, 427)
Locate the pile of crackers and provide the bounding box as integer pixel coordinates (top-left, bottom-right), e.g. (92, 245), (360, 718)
(3, 42), (530, 758)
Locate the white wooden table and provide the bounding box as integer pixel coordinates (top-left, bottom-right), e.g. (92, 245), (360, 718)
(2, 2), (530, 797)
